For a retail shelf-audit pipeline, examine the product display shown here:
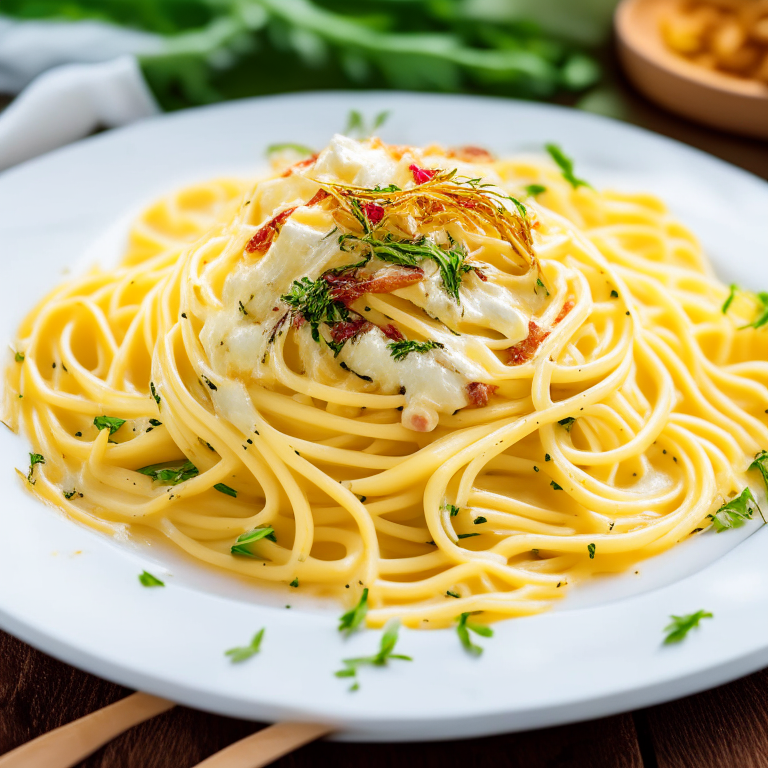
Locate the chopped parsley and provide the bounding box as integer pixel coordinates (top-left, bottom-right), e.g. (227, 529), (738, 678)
(550, 481), (563, 491)
(545, 454), (552, 462)
(558, 417), (576, 432)
(708, 487), (762, 531)
(446, 590), (460, 598)
(225, 627), (265, 663)
(663, 610), (712, 644)
(456, 612), (493, 656)
(610, 290), (619, 299)
(63, 490), (77, 500)
(137, 460), (199, 485)
(545, 144), (592, 190)
(238, 300), (249, 316)
(150, 381), (161, 405)
(588, 543), (595, 559)
(138, 571), (165, 587)
(266, 142), (314, 157)
(281, 276), (349, 344)
(202, 376), (218, 391)
(93, 416), (126, 436)
(290, 577), (299, 588)
(457, 532), (480, 539)
(387, 339), (444, 361)
(214, 483), (237, 498)
(749, 451), (768, 495)
(338, 587), (368, 635)
(473, 516), (487, 525)
(443, 503), (460, 517)
(27, 453), (44, 484)
(722, 284), (738, 314)
(524, 184), (547, 197)
(535, 278), (549, 297)
(335, 618), (410, 690)
(14, 351), (24, 363)
(149, 419), (162, 427)
(231, 526), (276, 557)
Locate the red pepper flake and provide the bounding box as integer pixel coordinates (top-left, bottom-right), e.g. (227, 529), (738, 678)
(466, 382), (499, 407)
(306, 189), (330, 207)
(324, 267), (424, 306)
(361, 202), (385, 225)
(280, 154), (318, 177)
(409, 164), (438, 185)
(379, 324), (404, 342)
(245, 207), (296, 254)
(505, 321), (551, 366)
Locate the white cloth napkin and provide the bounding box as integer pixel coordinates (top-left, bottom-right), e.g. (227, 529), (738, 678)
(0, 18), (162, 170)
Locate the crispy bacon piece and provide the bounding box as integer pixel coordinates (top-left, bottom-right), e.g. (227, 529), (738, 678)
(467, 382), (498, 408)
(379, 324), (404, 342)
(361, 202), (385, 224)
(409, 164), (438, 185)
(555, 299), (575, 325)
(330, 316), (371, 344)
(280, 154), (318, 177)
(324, 267), (424, 306)
(306, 189), (330, 207)
(245, 207), (296, 254)
(505, 321), (551, 366)
(447, 145), (495, 163)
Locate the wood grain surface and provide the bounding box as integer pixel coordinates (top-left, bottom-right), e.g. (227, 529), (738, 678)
(1, 44), (767, 768)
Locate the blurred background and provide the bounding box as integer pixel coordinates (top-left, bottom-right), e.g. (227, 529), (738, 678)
(0, 0), (765, 176)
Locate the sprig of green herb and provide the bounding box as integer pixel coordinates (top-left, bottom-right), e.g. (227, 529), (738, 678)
(387, 339), (444, 361)
(225, 628), (265, 663)
(231, 526), (277, 558)
(137, 460), (199, 485)
(93, 416), (126, 435)
(335, 618), (411, 690)
(281, 276), (349, 343)
(663, 610), (712, 644)
(214, 483), (237, 497)
(708, 487), (761, 532)
(456, 612), (493, 656)
(27, 453), (45, 484)
(338, 587), (369, 635)
(139, 571), (165, 587)
(545, 144), (592, 190)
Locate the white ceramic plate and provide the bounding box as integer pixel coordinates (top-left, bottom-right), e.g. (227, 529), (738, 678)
(1, 92), (767, 743)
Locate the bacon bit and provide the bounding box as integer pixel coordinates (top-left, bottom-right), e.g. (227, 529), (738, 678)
(324, 267), (424, 306)
(466, 382), (499, 408)
(379, 324), (404, 342)
(305, 189), (330, 207)
(291, 314), (305, 329)
(245, 207), (296, 254)
(447, 146), (494, 163)
(361, 202), (385, 225)
(280, 154), (318, 177)
(330, 317), (371, 344)
(555, 299), (575, 325)
(505, 321), (551, 366)
(409, 413), (430, 432)
(409, 164), (438, 185)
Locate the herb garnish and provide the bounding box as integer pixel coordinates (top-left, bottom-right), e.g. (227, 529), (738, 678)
(473, 516), (487, 524)
(535, 278), (549, 297)
(338, 587), (369, 635)
(456, 612), (493, 656)
(545, 144), (592, 190)
(344, 109), (389, 138)
(214, 483), (237, 498)
(610, 290), (619, 299)
(139, 571), (164, 587)
(290, 578), (299, 588)
(663, 610), (712, 644)
(444, 503), (460, 517)
(588, 543), (595, 559)
(281, 276), (349, 343)
(722, 286), (768, 329)
(14, 351), (24, 363)
(722, 284), (738, 314)
(137, 460), (199, 485)
(267, 143), (314, 157)
(524, 184), (547, 197)
(149, 419), (162, 427)
(457, 533), (480, 539)
(749, 451), (768, 495)
(27, 453), (44, 484)
(558, 417), (576, 432)
(150, 381), (161, 405)
(550, 481), (563, 490)
(93, 416), (126, 435)
(335, 618), (411, 691)
(387, 339), (444, 361)
(225, 628), (265, 663)
(708, 487), (762, 531)
(231, 526), (277, 557)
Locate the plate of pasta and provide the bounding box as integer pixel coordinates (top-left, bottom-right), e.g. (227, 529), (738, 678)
(1, 91), (768, 741)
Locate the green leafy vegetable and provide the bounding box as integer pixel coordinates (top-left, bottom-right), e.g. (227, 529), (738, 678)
(139, 571), (165, 587)
(663, 610), (712, 644)
(27, 453), (45, 484)
(225, 628), (265, 663)
(545, 144), (592, 190)
(588, 543), (595, 559)
(335, 618), (411, 690)
(387, 339), (444, 361)
(524, 184), (547, 197)
(558, 417), (576, 432)
(338, 587), (368, 635)
(214, 483), (237, 497)
(708, 487), (761, 531)
(290, 577), (299, 588)
(231, 526), (277, 557)
(456, 612), (493, 656)
(281, 276), (349, 343)
(93, 416), (126, 435)
(535, 278), (549, 297)
(137, 460), (199, 485)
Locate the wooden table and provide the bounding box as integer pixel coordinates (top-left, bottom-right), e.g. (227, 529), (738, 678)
(1, 56), (767, 768)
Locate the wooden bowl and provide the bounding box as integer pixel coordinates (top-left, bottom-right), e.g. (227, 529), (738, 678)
(615, 0), (768, 139)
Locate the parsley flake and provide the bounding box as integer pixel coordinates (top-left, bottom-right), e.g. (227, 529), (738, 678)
(137, 460), (198, 486)
(457, 532), (480, 539)
(708, 487), (761, 531)
(231, 526), (276, 557)
(150, 381), (161, 405)
(388, 339), (444, 361)
(290, 577), (299, 588)
(14, 351), (24, 363)
(663, 610), (712, 644)
(338, 587), (368, 635)
(558, 417), (576, 432)
(524, 184), (547, 197)
(456, 612), (493, 656)
(93, 416), (126, 436)
(550, 481), (563, 491)
(443, 503), (460, 517)
(139, 571), (165, 587)
(545, 144), (592, 190)
(225, 628), (265, 663)
(27, 453), (44, 484)
(473, 516), (487, 524)
(588, 543), (595, 559)
(214, 483), (237, 498)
